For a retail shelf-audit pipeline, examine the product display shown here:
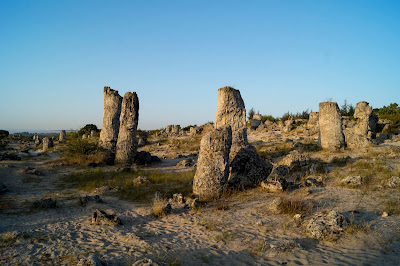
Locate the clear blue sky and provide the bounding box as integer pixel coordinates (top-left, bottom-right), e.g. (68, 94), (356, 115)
(1, 0), (399, 132)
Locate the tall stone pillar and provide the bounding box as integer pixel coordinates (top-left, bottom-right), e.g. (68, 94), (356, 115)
(319, 102), (345, 150)
(99, 87), (122, 156)
(115, 92), (139, 165)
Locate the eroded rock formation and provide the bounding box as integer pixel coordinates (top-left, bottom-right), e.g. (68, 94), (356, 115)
(115, 92), (139, 165)
(319, 102), (345, 150)
(193, 127), (232, 200)
(59, 130), (66, 143)
(99, 87), (123, 154)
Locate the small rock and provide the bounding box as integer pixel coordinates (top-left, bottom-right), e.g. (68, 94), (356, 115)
(80, 195), (103, 206)
(24, 167), (43, 176)
(132, 258), (159, 266)
(185, 198), (200, 209)
(91, 209), (122, 225)
(93, 186), (120, 194)
(77, 254), (102, 266)
(304, 176), (324, 187)
(176, 159), (193, 167)
(340, 176), (362, 187)
(386, 176), (400, 188)
(305, 210), (348, 239)
(382, 212), (389, 218)
(133, 176), (152, 186)
(256, 219), (264, 226)
(164, 203), (172, 214)
(171, 193), (184, 204)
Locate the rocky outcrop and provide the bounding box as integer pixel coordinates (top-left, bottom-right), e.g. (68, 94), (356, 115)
(344, 101), (378, 148)
(165, 125), (181, 136)
(138, 131), (149, 146)
(193, 127), (232, 200)
(282, 117), (295, 133)
(228, 146), (273, 188)
(319, 102), (345, 150)
(115, 92), (139, 165)
(354, 101), (378, 137)
(250, 114), (263, 130)
(99, 87), (123, 154)
(280, 150), (310, 168)
(33, 135), (41, 145)
(305, 210), (348, 239)
(307, 112), (319, 129)
(59, 130), (66, 142)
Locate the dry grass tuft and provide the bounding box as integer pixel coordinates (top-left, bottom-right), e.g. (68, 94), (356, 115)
(277, 196), (313, 215)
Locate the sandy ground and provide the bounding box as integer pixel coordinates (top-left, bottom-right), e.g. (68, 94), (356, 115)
(1, 131), (400, 265)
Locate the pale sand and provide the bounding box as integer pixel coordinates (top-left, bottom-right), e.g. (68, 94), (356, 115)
(0, 132), (400, 265)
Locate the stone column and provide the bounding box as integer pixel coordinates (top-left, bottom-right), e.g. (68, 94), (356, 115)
(319, 102), (345, 150)
(59, 130), (66, 143)
(99, 87), (122, 154)
(42, 137), (53, 152)
(193, 127), (232, 200)
(115, 92), (139, 165)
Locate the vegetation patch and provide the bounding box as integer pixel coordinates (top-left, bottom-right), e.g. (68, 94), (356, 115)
(61, 169), (194, 203)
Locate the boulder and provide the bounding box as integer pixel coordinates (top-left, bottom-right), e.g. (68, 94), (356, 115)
(305, 210), (348, 239)
(280, 150), (310, 168)
(228, 146), (273, 188)
(319, 102), (345, 150)
(385, 176), (400, 188)
(176, 159), (193, 167)
(91, 209), (122, 225)
(134, 151), (152, 165)
(354, 101), (378, 138)
(115, 92), (139, 165)
(250, 114), (263, 130)
(133, 176), (151, 186)
(340, 175), (362, 187)
(282, 118), (295, 133)
(261, 165), (290, 192)
(193, 127), (232, 200)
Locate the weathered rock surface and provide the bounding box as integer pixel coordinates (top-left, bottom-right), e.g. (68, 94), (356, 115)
(282, 118), (295, 133)
(176, 159), (193, 167)
(59, 130), (66, 142)
(340, 175), (362, 187)
(280, 150), (310, 168)
(91, 209), (122, 225)
(77, 254), (102, 266)
(250, 114), (263, 130)
(345, 101), (378, 148)
(305, 210), (348, 239)
(307, 112), (319, 130)
(42, 137), (53, 152)
(193, 127), (232, 199)
(99, 87), (123, 154)
(228, 146), (273, 188)
(385, 176), (400, 188)
(115, 92), (139, 165)
(133, 176), (151, 186)
(261, 165), (290, 192)
(132, 258), (159, 266)
(215, 86), (246, 131)
(354, 101), (378, 137)
(319, 102), (345, 150)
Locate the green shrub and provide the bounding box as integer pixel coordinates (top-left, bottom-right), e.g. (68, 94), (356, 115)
(77, 124), (99, 136)
(0, 130), (9, 140)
